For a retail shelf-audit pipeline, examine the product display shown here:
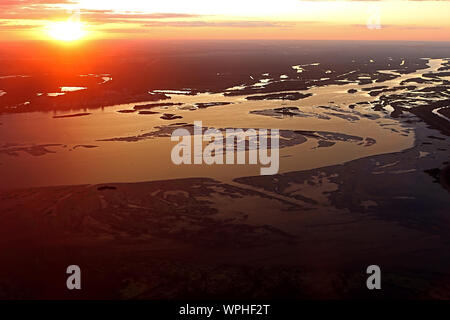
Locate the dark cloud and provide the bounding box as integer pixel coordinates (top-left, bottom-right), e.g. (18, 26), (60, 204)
(0, 24), (41, 30)
(0, 1), (204, 24)
(79, 11), (204, 24)
(142, 20), (293, 28)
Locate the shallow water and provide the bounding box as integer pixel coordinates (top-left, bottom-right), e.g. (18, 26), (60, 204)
(0, 59), (447, 189)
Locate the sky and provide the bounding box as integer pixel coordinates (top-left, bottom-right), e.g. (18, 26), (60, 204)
(0, 0), (449, 41)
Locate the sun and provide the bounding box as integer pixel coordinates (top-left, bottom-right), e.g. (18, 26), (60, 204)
(47, 21), (87, 42)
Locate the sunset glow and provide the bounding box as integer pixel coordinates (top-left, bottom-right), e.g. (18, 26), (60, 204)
(0, 0), (449, 41)
(47, 21), (87, 42)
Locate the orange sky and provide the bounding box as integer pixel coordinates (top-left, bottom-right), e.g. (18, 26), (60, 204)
(0, 0), (449, 41)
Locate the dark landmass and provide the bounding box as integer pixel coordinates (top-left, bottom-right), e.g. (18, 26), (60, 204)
(53, 112), (91, 119)
(194, 102), (232, 109)
(250, 106), (331, 120)
(246, 92), (312, 101)
(315, 140), (336, 148)
(98, 123), (375, 152)
(160, 113), (183, 120)
(138, 111), (159, 115)
(400, 77), (439, 85)
(97, 185), (117, 191)
(437, 107), (450, 119)
(0, 143), (62, 156)
(2, 40), (445, 114)
(134, 102), (183, 110)
(361, 86), (389, 92)
(72, 145), (99, 150)
(423, 72), (450, 78)
(1, 133), (449, 299)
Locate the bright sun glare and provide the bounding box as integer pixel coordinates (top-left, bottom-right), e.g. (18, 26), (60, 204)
(47, 21), (86, 41)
